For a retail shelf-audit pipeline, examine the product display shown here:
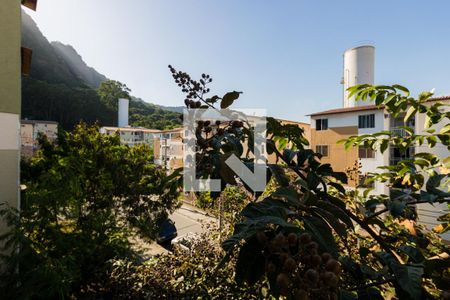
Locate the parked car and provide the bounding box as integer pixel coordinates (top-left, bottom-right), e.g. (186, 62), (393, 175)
(157, 219), (177, 244)
(171, 232), (201, 252)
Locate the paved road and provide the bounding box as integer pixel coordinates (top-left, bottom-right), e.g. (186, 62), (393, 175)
(170, 204), (217, 237)
(129, 204), (216, 259)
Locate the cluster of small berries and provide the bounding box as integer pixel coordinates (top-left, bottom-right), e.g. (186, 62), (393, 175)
(169, 65), (212, 108)
(256, 231), (341, 299)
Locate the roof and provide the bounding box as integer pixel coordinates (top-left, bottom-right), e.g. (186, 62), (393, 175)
(21, 119), (58, 125)
(160, 127), (184, 133)
(101, 126), (162, 133)
(309, 95), (450, 117)
(276, 118), (310, 127)
(309, 105), (381, 117)
(429, 95), (450, 102)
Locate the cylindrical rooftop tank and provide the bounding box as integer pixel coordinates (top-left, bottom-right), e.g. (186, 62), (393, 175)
(342, 45), (375, 107)
(118, 98), (129, 127)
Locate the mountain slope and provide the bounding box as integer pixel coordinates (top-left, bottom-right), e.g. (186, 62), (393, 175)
(51, 41), (107, 89)
(21, 10), (84, 87)
(21, 10), (181, 130)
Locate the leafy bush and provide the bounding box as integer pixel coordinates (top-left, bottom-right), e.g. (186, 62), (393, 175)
(195, 191), (214, 209)
(77, 228), (263, 299)
(0, 123), (180, 299)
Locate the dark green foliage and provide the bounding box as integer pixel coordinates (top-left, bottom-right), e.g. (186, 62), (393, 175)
(0, 123), (180, 299)
(22, 77), (115, 129)
(129, 96), (182, 130)
(77, 230), (263, 299)
(22, 77), (182, 131)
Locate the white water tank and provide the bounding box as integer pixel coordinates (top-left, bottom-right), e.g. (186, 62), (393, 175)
(342, 45), (375, 107)
(118, 98), (129, 127)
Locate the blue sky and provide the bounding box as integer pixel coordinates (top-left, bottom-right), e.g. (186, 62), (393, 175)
(29, 0), (450, 122)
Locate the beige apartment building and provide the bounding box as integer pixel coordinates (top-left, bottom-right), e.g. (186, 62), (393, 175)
(153, 120), (310, 172)
(100, 126), (161, 148)
(21, 119), (58, 157)
(309, 97), (450, 240)
(154, 127), (184, 170)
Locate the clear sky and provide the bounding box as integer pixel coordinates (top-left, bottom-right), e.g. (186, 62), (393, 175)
(28, 0), (450, 122)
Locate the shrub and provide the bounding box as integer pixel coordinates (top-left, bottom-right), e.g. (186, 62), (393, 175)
(0, 123), (180, 299)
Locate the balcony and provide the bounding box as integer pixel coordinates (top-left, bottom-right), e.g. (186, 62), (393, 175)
(390, 127), (410, 137)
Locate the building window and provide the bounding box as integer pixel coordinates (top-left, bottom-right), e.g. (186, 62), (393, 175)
(359, 175), (375, 188)
(358, 114), (375, 128)
(359, 146), (375, 158)
(316, 119), (328, 131)
(316, 145), (329, 157)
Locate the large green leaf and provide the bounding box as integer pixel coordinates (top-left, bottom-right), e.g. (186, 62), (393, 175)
(303, 216), (339, 257)
(220, 91), (241, 109)
(391, 263), (424, 300)
(398, 245), (425, 263)
(235, 235), (265, 284)
(316, 200), (354, 229)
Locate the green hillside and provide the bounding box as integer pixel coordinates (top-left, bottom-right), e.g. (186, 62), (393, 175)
(21, 10), (182, 130)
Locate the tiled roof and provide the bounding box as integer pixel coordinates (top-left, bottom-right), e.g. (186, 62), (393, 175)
(309, 95), (450, 117)
(429, 95), (450, 101)
(101, 126), (162, 133)
(160, 127), (184, 133)
(308, 105), (381, 117)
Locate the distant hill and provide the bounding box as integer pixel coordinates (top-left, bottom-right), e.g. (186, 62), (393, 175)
(21, 10), (181, 130)
(51, 41), (107, 89)
(21, 11), (86, 87)
(158, 105), (184, 113)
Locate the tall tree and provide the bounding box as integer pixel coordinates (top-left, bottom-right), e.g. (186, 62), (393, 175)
(97, 80), (131, 111)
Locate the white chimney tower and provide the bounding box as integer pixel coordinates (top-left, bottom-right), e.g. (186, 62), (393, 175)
(118, 98), (129, 127)
(342, 45), (375, 108)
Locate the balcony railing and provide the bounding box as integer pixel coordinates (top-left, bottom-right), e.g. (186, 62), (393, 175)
(390, 127), (412, 137)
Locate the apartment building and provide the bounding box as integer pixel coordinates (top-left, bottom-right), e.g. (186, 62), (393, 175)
(154, 127), (184, 170)
(152, 119), (310, 172)
(99, 126), (161, 148)
(309, 45), (450, 238)
(21, 119), (58, 157)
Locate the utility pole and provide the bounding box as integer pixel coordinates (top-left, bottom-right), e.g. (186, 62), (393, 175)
(218, 193), (224, 241)
(163, 137), (168, 170)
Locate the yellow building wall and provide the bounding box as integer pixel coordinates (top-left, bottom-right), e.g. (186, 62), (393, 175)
(310, 126), (358, 187)
(0, 0), (21, 255)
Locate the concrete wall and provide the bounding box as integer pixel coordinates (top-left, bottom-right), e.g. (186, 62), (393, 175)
(0, 0), (21, 253)
(358, 110), (389, 195)
(414, 100), (450, 240)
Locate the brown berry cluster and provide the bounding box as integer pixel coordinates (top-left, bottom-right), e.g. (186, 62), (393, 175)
(257, 231), (341, 299)
(168, 65), (212, 109)
(196, 120), (245, 140)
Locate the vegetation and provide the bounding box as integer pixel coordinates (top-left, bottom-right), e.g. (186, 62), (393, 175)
(0, 123), (180, 299)
(76, 227), (263, 299)
(2, 65), (449, 299)
(169, 66), (450, 299)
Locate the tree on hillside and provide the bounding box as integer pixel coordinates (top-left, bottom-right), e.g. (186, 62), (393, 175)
(97, 80), (131, 111)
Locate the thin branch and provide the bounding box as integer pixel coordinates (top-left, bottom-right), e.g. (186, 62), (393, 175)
(365, 198), (450, 221)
